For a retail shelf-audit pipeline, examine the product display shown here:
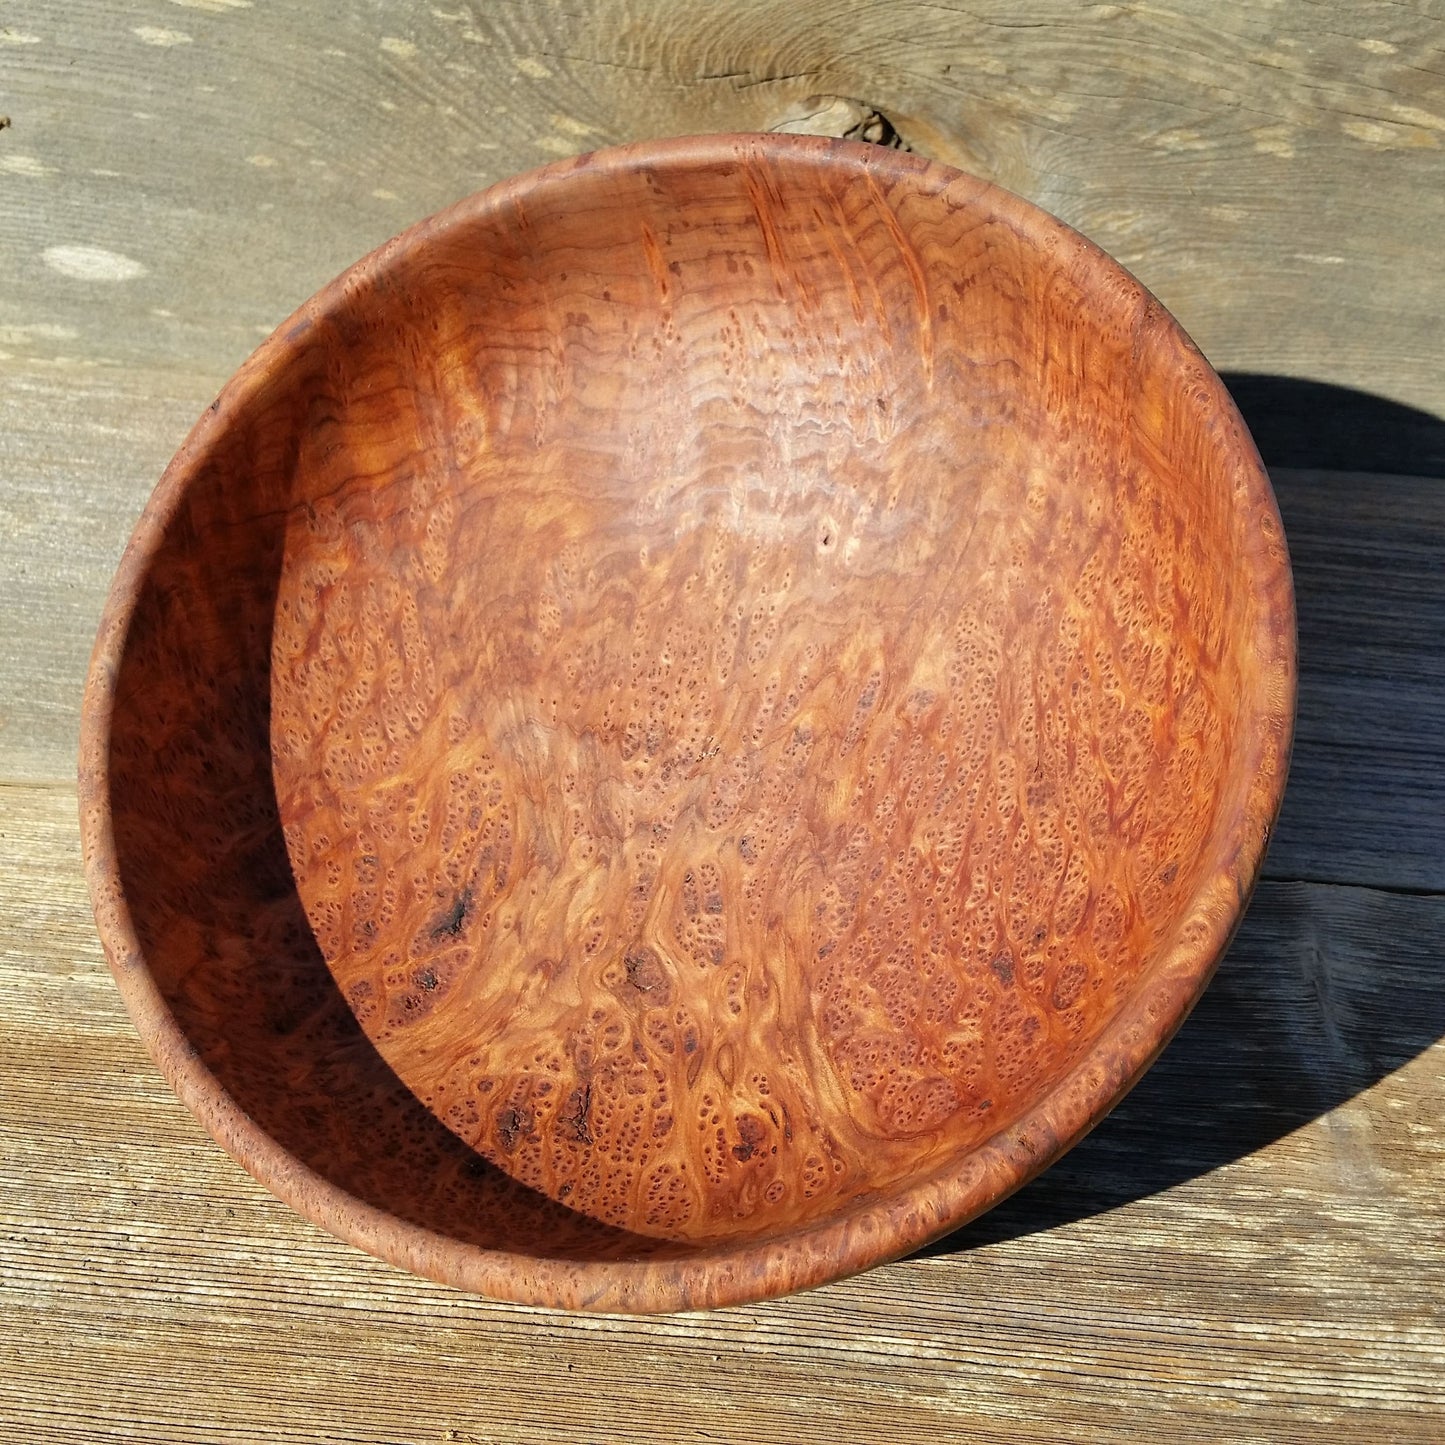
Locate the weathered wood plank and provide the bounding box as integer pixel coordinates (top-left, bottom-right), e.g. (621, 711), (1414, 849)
(5, 374), (1439, 897)
(0, 367), (209, 784)
(2, 785), (1441, 1440)
(1263, 467), (1445, 891)
(1, 1), (1443, 416)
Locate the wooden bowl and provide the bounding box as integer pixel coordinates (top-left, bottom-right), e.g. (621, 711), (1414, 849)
(79, 134), (1294, 1312)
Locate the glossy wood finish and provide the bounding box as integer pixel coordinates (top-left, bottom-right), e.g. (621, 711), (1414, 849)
(79, 134), (1294, 1311)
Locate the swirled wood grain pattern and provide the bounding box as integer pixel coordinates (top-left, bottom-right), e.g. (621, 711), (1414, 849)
(81, 135), (1293, 1308)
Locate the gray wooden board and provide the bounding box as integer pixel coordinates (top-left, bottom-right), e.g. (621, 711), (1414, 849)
(4, 371), (1440, 893)
(0, 365), (207, 783)
(4, 1), (1444, 884)
(1267, 468), (1445, 892)
(1, 0), (1443, 413)
(1, 783), (1441, 1440)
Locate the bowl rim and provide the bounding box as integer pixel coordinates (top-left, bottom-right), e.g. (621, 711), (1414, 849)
(78, 130), (1297, 1313)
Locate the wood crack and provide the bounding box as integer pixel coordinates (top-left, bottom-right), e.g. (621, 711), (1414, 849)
(1260, 874), (1445, 900)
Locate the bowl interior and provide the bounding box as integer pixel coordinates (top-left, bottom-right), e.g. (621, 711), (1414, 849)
(94, 137), (1292, 1296)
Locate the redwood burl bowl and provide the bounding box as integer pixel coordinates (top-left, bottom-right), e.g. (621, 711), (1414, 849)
(79, 134), (1294, 1312)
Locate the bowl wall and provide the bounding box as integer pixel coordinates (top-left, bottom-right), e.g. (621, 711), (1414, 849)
(80, 134), (1295, 1310)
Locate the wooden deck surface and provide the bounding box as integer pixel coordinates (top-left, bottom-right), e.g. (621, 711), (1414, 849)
(2, 2), (1441, 1439)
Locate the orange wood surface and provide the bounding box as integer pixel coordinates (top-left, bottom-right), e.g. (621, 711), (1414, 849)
(79, 137), (1291, 1312)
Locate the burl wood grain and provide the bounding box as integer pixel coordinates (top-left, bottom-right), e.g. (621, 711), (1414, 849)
(81, 136), (1293, 1309)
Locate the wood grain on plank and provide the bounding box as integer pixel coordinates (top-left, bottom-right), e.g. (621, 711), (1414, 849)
(1264, 469), (1445, 892)
(6, 423), (1437, 894)
(1, 2), (1442, 417)
(0, 366), (213, 784)
(3, 785), (1441, 1440)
